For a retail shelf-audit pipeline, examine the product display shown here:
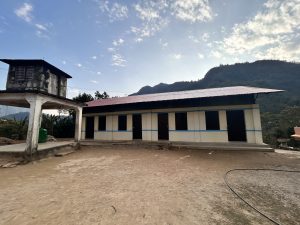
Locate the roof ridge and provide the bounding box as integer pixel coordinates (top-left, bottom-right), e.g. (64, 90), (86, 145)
(86, 86), (284, 107)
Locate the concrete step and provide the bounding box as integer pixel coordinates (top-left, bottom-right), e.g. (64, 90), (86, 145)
(55, 150), (75, 157)
(80, 140), (273, 152)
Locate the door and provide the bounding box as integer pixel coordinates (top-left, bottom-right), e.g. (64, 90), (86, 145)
(226, 110), (247, 142)
(132, 114), (142, 139)
(158, 113), (169, 140)
(85, 116), (94, 139)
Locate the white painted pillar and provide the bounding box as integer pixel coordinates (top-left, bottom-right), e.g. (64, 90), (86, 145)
(252, 106), (263, 144)
(219, 110), (229, 142)
(151, 113), (158, 141)
(199, 111), (206, 142)
(25, 95), (45, 156)
(81, 116), (86, 140)
(75, 107), (82, 142)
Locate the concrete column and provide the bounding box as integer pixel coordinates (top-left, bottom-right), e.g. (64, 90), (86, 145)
(199, 111), (206, 142)
(81, 116), (86, 140)
(25, 95), (45, 156)
(106, 115), (113, 141)
(75, 107), (82, 142)
(194, 112), (201, 142)
(244, 109), (256, 143)
(187, 112), (196, 142)
(219, 110), (228, 142)
(94, 115), (99, 132)
(252, 106), (263, 144)
(127, 114), (132, 131)
(168, 113), (175, 130)
(219, 110), (227, 130)
(151, 113), (158, 141)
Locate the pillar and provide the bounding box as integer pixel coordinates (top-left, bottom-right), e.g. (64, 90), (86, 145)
(219, 110), (229, 142)
(25, 95), (44, 156)
(252, 107), (263, 144)
(75, 107), (82, 142)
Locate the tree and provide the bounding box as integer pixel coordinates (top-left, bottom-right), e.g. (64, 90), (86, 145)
(72, 93), (94, 103)
(69, 91), (110, 121)
(72, 91), (110, 103)
(0, 117), (28, 140)
(95, 91), (109, 99)
(41, 114), (59, 136)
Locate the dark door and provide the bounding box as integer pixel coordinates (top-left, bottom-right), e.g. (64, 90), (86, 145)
(132, 114), (142, 139)
(158, 113), (169, 140)
(226, 110), (247, 142)
(85, 116), (94, 139)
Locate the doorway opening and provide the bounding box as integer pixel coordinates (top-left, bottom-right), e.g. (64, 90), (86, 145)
(226, 110), (247, 142)
(158, 113), (169, 140)
(132, 114), (142, 139)
(85, 116), (94, 139)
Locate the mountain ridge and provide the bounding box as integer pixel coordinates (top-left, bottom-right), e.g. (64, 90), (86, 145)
(131, 60), (300, 113)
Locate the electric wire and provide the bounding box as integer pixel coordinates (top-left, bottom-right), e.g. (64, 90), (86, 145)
(224, 168), (300, 225)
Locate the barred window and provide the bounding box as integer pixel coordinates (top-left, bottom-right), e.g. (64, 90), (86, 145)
(175, 112), (188, 130)
(98, 115), (106, 131)
(118, 115), (127, 131)
(25, 66), (34, 80)
(15, 66), (26, 81)
(205, 111), (220, 130)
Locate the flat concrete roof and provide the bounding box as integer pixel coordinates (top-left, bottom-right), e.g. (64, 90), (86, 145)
(0, 91), (84, 109)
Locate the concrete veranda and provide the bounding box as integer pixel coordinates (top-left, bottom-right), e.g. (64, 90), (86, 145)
(0, 141), (75, 153)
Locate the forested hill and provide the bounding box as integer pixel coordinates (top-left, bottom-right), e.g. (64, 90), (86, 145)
(132, 60), (300, 113)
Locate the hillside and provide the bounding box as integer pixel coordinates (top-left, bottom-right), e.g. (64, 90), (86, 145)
(0, 112), (29, 121)
(0, 106), (28, 118)
(132, 60), (300, 113)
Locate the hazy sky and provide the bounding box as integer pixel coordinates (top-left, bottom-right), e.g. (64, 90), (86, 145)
(0, 0), (299, 98)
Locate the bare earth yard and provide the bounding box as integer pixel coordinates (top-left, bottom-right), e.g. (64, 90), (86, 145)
(0, 146), (299, 225)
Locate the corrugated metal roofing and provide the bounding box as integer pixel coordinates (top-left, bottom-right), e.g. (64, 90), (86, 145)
(86, 86), (283, 107)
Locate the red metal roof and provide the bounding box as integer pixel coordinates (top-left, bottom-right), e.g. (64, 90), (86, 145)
(86, 86), (283, 107)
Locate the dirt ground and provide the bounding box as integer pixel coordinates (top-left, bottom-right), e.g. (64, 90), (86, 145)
(0, 146), (299, 225)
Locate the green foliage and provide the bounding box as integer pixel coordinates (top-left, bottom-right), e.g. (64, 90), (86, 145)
(41, 114), (75, 138)
(41, 114), (59, 136)
(0, 117), (28, 140)
(53, 117), (75, 138)
(133, 60), (300, 112)
(262, 106), (300, 147)
(72, 91), (110, 103)
(95, 91), (109, 99)
(72, 93), (94, 103)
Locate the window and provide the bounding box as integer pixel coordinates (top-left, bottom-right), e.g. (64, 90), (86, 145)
(205, 111), (220, 130)
(98, 115), (106, 131)
(15, 66), (26, 81)
(175, 112), (188, 130)
(118, 115), (127, 131)
(25, 66), (34, 80)
(13, 66), (35, 81)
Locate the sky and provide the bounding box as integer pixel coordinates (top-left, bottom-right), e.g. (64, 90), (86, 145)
(0, 0), (299, 98)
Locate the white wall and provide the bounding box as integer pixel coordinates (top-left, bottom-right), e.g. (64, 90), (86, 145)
(82, 104), (263, 144)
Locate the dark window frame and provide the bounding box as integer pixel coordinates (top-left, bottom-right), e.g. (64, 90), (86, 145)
(175, 112), (188, 130)
(98, 115), (106, 131)
(15, 66), (26, 81)
(118, 115), (127, 131)
(205, 111), (220, 130)
(25, 66), (34, 80)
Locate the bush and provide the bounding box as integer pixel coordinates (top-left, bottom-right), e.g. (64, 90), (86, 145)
(0, 118), (28, 140)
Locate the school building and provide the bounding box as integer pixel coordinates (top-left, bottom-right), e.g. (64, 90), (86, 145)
(82, 86), (282, 144)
